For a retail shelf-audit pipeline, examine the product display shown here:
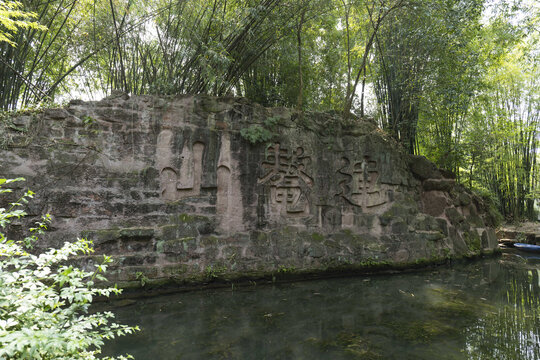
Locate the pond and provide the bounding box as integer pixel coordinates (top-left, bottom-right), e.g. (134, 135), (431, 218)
(102, 250), (540, 359)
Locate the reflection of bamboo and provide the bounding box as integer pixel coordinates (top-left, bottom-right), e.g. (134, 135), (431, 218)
(465, 266), (540, 359)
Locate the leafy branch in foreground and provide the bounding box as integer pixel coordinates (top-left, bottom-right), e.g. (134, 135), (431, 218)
(0, 177), (138, 360)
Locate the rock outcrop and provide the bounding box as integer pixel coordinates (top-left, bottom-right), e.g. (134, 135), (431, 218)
(0, 95), (499, 288)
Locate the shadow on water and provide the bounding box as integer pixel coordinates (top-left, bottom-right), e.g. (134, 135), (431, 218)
(101, 251), (540, 359)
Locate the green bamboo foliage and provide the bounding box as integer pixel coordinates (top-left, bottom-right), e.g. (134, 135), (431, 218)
(0, 0), (46, 46)
(373, 0), (484, 155)
(463, 30), (539, 220)
(92, 0), (313, 97)
(0, 0), (83, 110)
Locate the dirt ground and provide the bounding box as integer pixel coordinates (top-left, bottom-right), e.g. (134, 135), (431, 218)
(499, 221), (540, 235)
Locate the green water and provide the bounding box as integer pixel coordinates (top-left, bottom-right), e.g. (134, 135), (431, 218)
(102, 251), (540, 359)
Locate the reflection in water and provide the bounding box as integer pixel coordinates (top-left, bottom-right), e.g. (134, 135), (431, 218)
(102, 251), (540, 359)
(465, 261), (540, 360)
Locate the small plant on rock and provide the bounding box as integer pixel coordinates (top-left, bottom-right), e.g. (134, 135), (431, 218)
(135, 271), (148, 287)
(240, 116), (281, 145)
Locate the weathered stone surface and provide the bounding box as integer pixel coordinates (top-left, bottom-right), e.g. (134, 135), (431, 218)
(409, 155), (442, 180)
(422, 191), (448, 217)
(458, 193), (472, 206)
(445, 207), (465, 225)
(119, 227), (154, 239)
(481, 228), (498, 250)
(423, 179), (455, 192)
(0, 95), (498, 288)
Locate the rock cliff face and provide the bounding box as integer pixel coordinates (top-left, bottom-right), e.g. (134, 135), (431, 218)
(0, 95), (499, 287)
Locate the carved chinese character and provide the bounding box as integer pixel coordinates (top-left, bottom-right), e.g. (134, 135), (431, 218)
(258, 144), (313, 217)
(337, 155), (386, 210)
(159, 139), (205, 201)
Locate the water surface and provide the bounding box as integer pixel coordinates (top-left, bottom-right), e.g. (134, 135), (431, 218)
(103, 251), (540, 359)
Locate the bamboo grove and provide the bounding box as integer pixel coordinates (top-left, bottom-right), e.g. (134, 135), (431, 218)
(0, 0), (539, 220)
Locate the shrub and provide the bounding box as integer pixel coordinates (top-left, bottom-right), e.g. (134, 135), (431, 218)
(0, 178), (138, 359)
(240, 116), (281, 144)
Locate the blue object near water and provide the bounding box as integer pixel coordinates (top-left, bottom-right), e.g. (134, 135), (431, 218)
(514, 243), (540, 252)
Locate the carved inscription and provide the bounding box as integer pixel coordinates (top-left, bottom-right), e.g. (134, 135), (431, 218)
(258, 144), (313, 217)
(160, 141), (205, 200)
(216, 165), (231, 214)
(337, 155), (387, 209)
(216, 133), (232, 216)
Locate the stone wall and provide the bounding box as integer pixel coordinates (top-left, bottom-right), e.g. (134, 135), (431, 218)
(0, 94), (499, 288)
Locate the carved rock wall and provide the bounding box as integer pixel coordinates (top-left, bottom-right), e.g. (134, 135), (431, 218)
(0, 95), (499, 287)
